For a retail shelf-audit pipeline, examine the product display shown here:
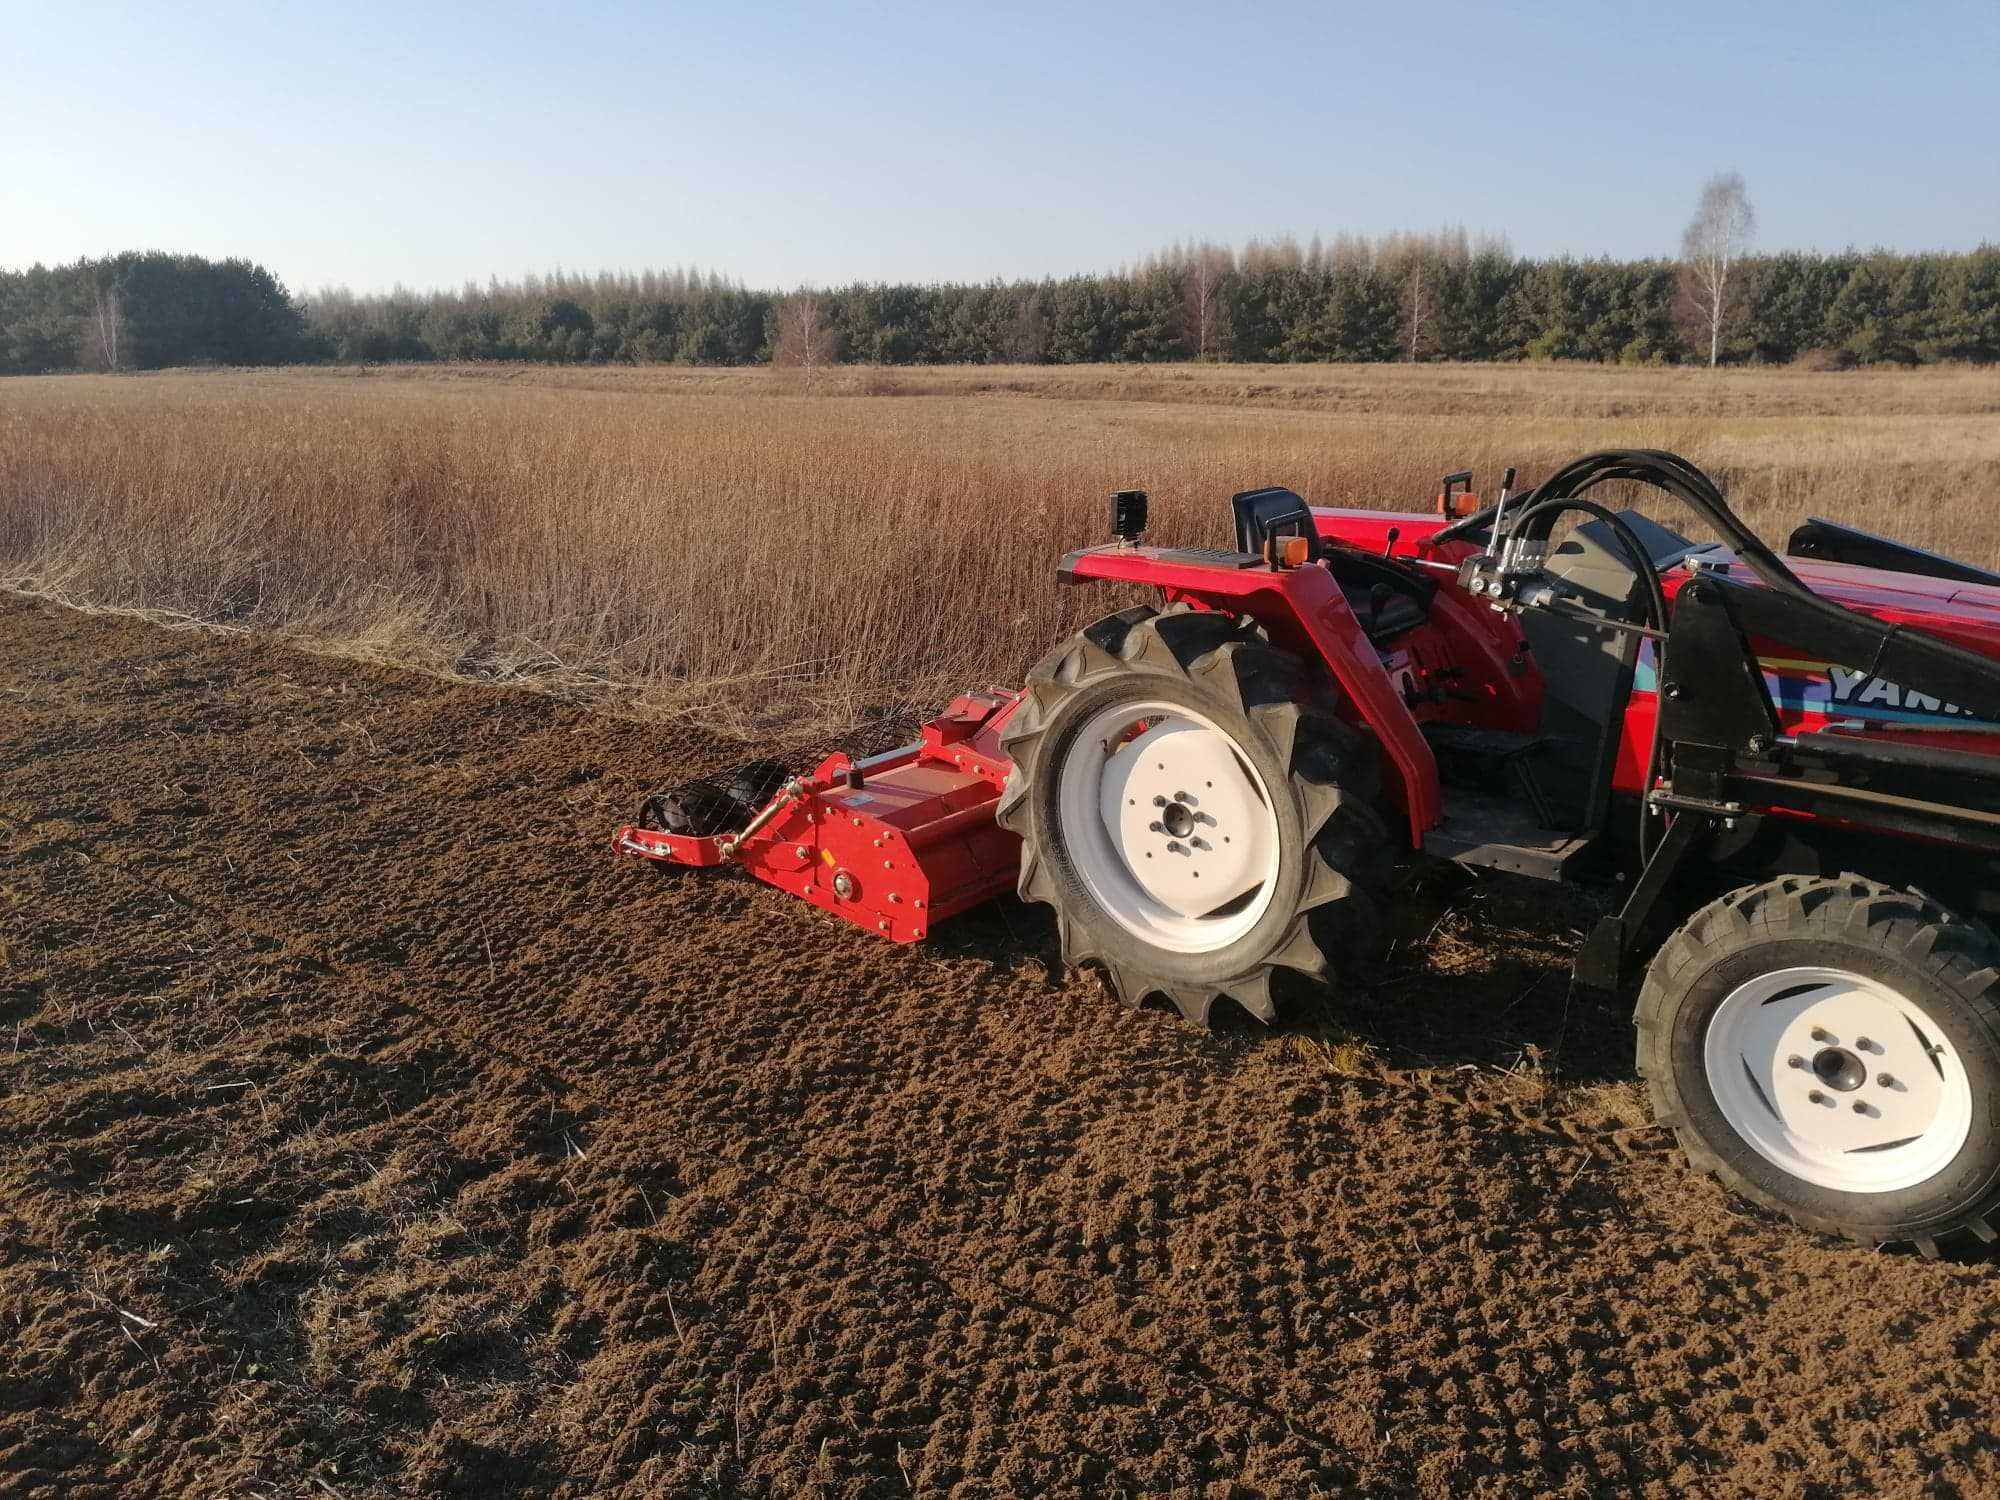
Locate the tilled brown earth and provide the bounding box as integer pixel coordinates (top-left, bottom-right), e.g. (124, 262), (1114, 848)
(3, 594), (1998, 1498)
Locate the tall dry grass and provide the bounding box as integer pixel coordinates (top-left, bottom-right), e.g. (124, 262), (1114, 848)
(3, 361), (1998, 738)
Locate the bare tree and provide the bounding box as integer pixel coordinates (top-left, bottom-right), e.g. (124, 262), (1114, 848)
(1678, 172), (1756, 367)
(1399, 260), (1434, 362)
(1179, 242), (1232, 360)
(771, 290), (838, 386)
(1001, 289), (1047, 363)
(1240, 235), (1306, 274)
(90, 279), (122, 371)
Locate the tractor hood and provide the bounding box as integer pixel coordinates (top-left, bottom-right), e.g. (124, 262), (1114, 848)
(1704, 552), (2000, 659)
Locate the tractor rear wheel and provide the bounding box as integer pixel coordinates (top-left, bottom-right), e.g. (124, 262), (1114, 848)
(1637, 876), (2000, 1256)
(995, 604), (1390, 1024)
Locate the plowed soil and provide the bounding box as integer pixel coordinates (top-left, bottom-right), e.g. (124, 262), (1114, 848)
(4, 593), (1998, 1498)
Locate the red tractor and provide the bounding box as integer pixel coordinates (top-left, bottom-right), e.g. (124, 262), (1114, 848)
(617, 450), (2000, 1256)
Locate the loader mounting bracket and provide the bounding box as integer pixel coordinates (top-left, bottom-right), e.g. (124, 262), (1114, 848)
(1575, 809), (1714, 992)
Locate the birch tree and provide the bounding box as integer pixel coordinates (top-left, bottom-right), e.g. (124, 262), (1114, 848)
(1679, 172), (1756, 367)
(771, 290), (837, 386)
(1179, 242), (1232, 360)
(90, 278), (122, 371)
(1400, 260), (1433, 361)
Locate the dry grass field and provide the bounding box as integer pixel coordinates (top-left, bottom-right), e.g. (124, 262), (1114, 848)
(4, 360), (1997, 738)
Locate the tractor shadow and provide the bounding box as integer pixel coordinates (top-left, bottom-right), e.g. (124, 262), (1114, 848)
(1290, 861), (1634, 1087)
(922, 889), (1072, 981)
(937, 859), (1632, 1087)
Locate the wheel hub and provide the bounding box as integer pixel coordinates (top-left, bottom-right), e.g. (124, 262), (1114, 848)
(1055, 701), (1282, 953)
(1704, 966), (1973, 1193)
(1101, 719), (1274, 921)
(1811, 1045), (1867, 1093)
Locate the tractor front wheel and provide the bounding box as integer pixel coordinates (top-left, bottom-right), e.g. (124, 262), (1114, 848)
(1637, 876), (2000, 1256)
(995, 604), (1389, 1025)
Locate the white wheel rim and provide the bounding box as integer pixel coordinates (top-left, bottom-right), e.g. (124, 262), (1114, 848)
(1704, 965), (1973, 1194)
(1054, 699), (1283, 955)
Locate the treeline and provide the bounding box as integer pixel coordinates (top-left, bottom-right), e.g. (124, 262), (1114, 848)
(5, 236), (1998, 374)
(297, 238), (2000, 368)
(0, 252), (311, 373)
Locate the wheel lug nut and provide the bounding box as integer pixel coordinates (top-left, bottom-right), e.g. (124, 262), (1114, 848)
(1811, 1028), (1832, 1043)
(1787, 1055), (1806, 1070)
(1152, 795), (1168, 807)
(1808, 1090), (1828, 1105)
(1852, 1101), (1870, 1115)
(1877, 1073), (1895, 1088)
(1856, 1036), (1874, 1051)
(1148, 821), (1164, 833)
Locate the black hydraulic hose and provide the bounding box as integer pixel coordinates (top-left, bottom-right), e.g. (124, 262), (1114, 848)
(1427, 448), (2000, 862)
(1504, 496), (1672, 863)
(1541, 452), (2000, 709)
(1507, 496), (1670, 634)
(1513, 449), (1810, 597)
(1437, 449), (1807, 598)
(1437, 449), (1806, 859)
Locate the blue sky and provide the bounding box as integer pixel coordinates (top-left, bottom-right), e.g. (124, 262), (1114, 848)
(5, 0), (1995, 294)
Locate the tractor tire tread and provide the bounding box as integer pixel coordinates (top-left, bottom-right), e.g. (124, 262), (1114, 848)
(1636, 873), (2000, 1258)
(1000, 603), (1391, 1025)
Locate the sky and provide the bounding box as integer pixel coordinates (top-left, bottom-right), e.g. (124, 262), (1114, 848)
(5, 0), (1996, 295)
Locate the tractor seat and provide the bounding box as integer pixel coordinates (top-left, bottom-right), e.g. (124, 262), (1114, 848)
(1326, 549), (1434, 646)
(1225, 488), (1434, 646)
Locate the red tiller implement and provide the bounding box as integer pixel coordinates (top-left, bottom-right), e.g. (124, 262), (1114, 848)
(612, 691), (1023, 942)
(616, 451), (2000, 1256)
